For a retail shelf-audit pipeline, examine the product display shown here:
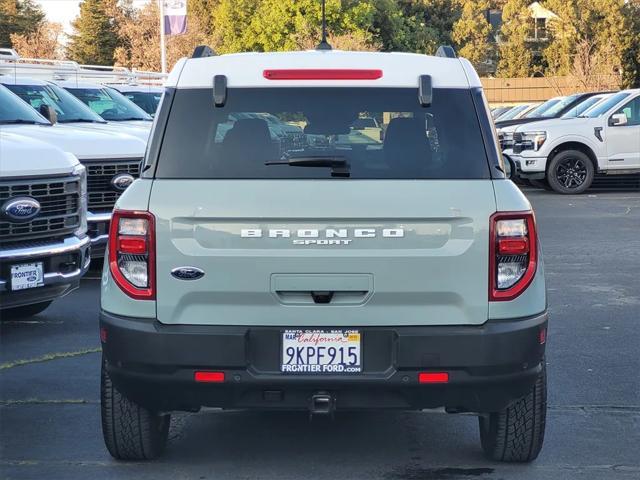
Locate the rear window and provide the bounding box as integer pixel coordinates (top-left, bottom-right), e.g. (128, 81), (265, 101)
(155, 88), (490, 179)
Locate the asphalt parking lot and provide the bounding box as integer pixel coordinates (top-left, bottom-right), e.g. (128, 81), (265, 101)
(1, 187), (639, 480)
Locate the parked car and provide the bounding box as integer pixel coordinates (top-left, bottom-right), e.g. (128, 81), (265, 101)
(559, 93), (612, 119)
(491, 105), (514, 119)
(57, 81), (153, 128)
(99, 47), (548, 462)
(505, 89), (640, 193)
(495, 92), (609, 129)
(0, 76), (150, 142)
(110, 84), (163, 117)
(494, 103), (536, 122)
(0, 131), (90, 318)
(0, 85), (146, 256)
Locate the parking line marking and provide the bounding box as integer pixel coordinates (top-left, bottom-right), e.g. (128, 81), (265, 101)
(0, 347), (101, 371)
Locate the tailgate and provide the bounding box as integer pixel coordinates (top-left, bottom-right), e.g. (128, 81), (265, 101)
(151, 179), (495, 326)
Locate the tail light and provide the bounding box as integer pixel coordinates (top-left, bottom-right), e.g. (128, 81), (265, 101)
(108, 210), (155, 299)
(489, 211), (537, 301)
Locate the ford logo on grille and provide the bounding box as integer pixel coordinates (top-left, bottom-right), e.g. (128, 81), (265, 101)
(111, 173), (135, 191)
(171, 267), (205, 281)
(1, 197), (41, 223)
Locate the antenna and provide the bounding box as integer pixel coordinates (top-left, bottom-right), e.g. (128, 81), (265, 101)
(316, 0), (332, 51)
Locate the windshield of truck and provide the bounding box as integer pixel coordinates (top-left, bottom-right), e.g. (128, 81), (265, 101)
(496, 104), (529, 120)
(524, 97), (563, 118)
(582, 92), (631, 118)
(5, 83), (106, 124)
(561, 95), (607, 118)
(121, 91), (162, 116)
(155, 87), (490, 179)
(0, 85), (50, 125)
(65, 86), (152, 121)
(537, 94), (581, 118)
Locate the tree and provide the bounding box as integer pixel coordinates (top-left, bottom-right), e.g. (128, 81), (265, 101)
(540, 0), (578, 75)
(623, 0), (640, 87)
(375, 0), (460, 54)
(452, 0), (492, 71)
(114, 1), (160, 70)
(0, 0), (44, 48)
(211, 0), (379, 53)
(10, 21), (64, 59)
(114, 0), (212, 72)
(497, 0), (533, 77)
(67, 0), (120, 65)
(542, 0), (629, 85)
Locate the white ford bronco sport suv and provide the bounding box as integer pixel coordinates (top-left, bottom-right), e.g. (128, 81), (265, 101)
(0, 131), (90, 318)
(99, 46), (548, 462)
(504, 89), (640, 194)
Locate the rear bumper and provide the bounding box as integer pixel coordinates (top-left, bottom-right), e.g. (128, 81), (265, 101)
(0, 236), (91, 309)
(101, 311), (547, 413)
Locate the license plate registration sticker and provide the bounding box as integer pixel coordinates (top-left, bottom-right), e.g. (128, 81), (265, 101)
(10, 262), (44, 291)
(281, 329), (362, 374)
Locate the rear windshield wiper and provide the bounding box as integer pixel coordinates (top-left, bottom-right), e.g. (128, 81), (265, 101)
(265, 156), (350, 177)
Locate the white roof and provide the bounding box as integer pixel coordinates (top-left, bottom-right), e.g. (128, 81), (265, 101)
(169, 50), (481, 89)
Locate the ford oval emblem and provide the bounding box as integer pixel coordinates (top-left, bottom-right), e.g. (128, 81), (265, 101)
(171, 267), (205, 281)
(111, 173), (135, 192)
(1, 197), (41, 223)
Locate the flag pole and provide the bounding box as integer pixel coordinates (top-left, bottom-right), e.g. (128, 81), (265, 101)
(159, 0), (167, 73)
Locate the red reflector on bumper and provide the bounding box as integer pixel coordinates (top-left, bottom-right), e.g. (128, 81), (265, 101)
(194, 371), (225, 383)
(539, 328), (547, 345)
(263, 69), (383, 80)
(418, 372), (449, 384)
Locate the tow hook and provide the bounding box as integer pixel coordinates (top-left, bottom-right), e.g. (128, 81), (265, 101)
(309, 392), (335, 419)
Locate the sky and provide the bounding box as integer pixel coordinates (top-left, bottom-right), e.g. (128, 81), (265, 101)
(35, 0), (151, 34)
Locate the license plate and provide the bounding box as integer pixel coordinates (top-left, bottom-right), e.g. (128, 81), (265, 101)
(10, 262), (44, 291)
(281, 329), (362, 374)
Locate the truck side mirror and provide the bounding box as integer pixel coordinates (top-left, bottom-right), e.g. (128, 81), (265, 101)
(609, 113), (627, 127)
(39, 104), (58, 125)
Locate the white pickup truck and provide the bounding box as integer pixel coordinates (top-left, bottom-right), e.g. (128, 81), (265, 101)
(0, 132), (90, 318)
(0, 84), (147, 256)
(503, 89), (640, 193)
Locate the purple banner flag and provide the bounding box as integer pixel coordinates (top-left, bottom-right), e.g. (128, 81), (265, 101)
(164, 0), (187, 36)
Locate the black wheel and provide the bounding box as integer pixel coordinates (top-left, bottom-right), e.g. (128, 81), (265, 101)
(2, 301), (52, 320)
(479, 363), (547, 462)
(547, 150), (594, 194)
(101, 358), (170, 460)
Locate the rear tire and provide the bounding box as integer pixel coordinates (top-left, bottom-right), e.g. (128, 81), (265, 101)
(547, 150), (594, 194)
(101, 358), (170, 460)
(479, 363), (547, 462)
(2, 301), (52, 320)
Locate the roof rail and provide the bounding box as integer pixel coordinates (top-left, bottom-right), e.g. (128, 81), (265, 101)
(0, 53), (167, 86)
(192, 45), (216, 58)
(435, 45), (457, 59)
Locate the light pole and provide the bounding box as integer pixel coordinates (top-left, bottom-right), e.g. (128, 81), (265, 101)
(159, 0), (167, 73)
